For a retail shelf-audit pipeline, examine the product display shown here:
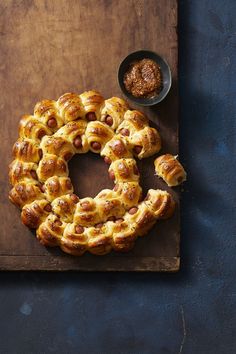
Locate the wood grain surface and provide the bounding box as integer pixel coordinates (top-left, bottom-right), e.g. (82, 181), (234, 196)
(0, 0), (179, 271)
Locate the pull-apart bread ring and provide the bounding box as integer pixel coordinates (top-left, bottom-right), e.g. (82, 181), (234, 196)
(9, 90), (186, 256)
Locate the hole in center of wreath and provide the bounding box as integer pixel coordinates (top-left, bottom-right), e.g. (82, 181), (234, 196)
(68, 152), (114, 198)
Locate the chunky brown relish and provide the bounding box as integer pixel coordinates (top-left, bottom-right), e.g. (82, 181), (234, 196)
(123, 58), (162, 98)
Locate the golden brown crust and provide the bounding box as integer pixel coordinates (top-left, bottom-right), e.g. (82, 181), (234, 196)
(13, 138), (42, 163)
(80, 90), (104, 116)
(9, 160), (38, 186)
(118, 110), (149, 133)
(131, 127), (161, 159)
(144, 189), (175, 219)
(109, 158), (139, 183)
(19, 115), (52, 141)
(117, 111), (161, 159)
(74, 198), (100, 227)
(37, 154), (68, 182)
(52, 194), (77, 223)
(54, 120), (89, 154)
(101, 135), (133, 161)
(36, 214), (65, 247)
(85, 121), (114, 152)
(124, 203), (156, 236)
(154, 154), (187, 187)
(113, 182), (142, 209)
(86, 225), (112, 255)
(9, 90), (182, 256)
(34, 99), (63, 131)
(100, 97), (129, 129)
(95, 189), (125, 220)
(40, 136), (75, 161)
(21, 199), (52, 228)
(60, 223), (88, 256)
(111, 219), (137, 252)
(43, 176), (73, 202)
(9, 182), (44, 208)
(57, 93), (84, 122)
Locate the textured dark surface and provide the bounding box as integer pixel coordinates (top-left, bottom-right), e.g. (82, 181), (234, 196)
(0, 0), (236, 353)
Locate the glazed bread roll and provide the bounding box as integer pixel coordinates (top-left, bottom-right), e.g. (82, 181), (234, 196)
(60, 222), (88, 256)
(100, 97), (129, 129)
(85, 121), (114, 152)
(40, 135), (75, 161)
(9, 160), (38, 186)
(117, 111), (161, 158)
(21, 199), (52, 229)
(154, 154), (187, 187)
(111, 219), (137, 252)
(94, 189), (125, 220)
(86, 224), (113, 255)
(74, 191), (125, 227)
(79, 90), (104, 120)
(117, 110), (149, 135)
(37, 154), (68, 182)
(124, 203), (156, 237)
(34, 99), (63, 131)
(54, 120), (89, 154)
(108, 158), (139, 183)
(13, 138), (42, 163)
(144, 189), (175, 219)
(9, 181), (44, 208)
(57, 93), (84, 122)
(74, 197), (101, 227)
(113, 182), (142, 209)
(131, 127), (161, 159)
(37, 214), (66, 247)
(51, 194), (78, 223)
(101, 135), (133, 162)
(18, 115), (52, 141)
(43, 176), (74, 202)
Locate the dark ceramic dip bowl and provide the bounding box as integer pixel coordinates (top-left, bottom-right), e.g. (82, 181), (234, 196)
(118, 50), (172, 106)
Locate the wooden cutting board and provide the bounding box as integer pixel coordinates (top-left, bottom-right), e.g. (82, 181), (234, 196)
(0, 0), (179, 271)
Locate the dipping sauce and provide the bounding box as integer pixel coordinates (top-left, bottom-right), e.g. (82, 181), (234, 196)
(123, 58), (162, 98)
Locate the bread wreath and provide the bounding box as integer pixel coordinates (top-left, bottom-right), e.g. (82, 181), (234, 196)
(9, 90), (178, 256)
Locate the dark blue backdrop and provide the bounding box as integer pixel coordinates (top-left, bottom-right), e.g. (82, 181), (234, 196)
(1, 1), (236, 353)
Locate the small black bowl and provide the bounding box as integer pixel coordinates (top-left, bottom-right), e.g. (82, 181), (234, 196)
(118, 50), (172, 106)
